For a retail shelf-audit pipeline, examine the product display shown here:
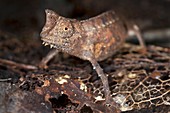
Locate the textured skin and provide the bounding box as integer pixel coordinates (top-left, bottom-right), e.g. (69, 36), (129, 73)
(40, 9), (145, 110)
(40, 10), (127, 62)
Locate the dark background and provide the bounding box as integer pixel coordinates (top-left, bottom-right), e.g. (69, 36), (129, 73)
(0, 0), (170, 47)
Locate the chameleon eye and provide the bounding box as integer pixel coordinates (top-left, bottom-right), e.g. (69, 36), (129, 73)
(64, 27), (68, 31)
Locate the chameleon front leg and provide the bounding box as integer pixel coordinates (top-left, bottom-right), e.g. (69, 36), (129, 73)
(39, 49), (58, 68)
(89, 59), (113, 106)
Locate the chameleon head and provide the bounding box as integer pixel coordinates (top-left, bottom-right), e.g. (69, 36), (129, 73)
(40, 9), (74, 49)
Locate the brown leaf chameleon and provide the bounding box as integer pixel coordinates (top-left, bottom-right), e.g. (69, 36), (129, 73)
(39, 9), (146, 108)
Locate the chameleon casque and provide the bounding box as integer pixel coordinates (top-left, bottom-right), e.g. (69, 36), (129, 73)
(40, 9), (146, 108)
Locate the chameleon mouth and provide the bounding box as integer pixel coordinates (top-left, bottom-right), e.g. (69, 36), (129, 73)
(41, 37), (70, 49)
(42, 40), (69, 49)
(42, 41), (57, 49)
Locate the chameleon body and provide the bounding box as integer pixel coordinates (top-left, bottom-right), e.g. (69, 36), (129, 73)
(41, 10), (127, 61)
(40, 9), (145, 108)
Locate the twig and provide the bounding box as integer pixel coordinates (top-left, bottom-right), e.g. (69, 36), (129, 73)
(0, 58), (37, 70)
(0, 78), (12, 82)
(110, 62), (170, 69)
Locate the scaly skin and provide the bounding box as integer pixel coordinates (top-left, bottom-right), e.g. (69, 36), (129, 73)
(39, 9), (146, 110)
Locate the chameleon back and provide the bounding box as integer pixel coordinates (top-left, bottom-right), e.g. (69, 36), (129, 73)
(81, 10), (128, 61)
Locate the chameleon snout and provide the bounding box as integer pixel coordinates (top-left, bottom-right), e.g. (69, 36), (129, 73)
(40, 31), (48, 38)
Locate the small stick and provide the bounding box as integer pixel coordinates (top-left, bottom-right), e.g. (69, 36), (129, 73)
(0, 58), (37, 70)
(0, 78), (12, 82)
